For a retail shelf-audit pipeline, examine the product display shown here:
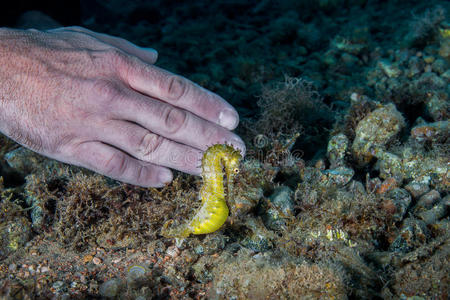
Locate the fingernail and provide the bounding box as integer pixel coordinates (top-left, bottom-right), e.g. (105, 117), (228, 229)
(230, 136), (246, 157)
(219, 109), (239, 129)
(158, 170), (173, 185)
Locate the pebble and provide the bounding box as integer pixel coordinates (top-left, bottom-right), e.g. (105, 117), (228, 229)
(387, 188), (412, 222)
(404, 182), (430, 199)
(378, 59), (401, 78)
(321, 167), (355, 187)
(262, 186), (294, 231)
(52, 281), (65, 292)
(410, 121), (449, 143)
(166, 246), (180, 258)
(127, 265), (149, 289)
(40, 266), (49, 273)
(352, 104), (405, 166)
(99, 279), (121, 298)
(389, 218), (428, 253)
(415, 190), (441, 210)
(416, 201), (447, 225)
(431, 58), (447, 74)
(327, 133), (349, 168)
(83, 255), (93, 264)
(8, 264), (17, 271)
(92, 257), (102, 265)
(240, 219), (273, 252)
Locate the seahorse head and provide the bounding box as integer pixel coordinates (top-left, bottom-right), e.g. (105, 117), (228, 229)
(222, 145), (242, 182)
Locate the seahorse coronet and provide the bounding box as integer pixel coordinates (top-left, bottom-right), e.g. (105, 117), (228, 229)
(162, 143), (242, 238)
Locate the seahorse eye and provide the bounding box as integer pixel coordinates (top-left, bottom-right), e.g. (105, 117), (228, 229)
(233, 168), (239, 174)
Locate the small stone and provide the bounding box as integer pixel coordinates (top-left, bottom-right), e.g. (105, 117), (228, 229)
(404, 182), (430, 199)
(378, 59), (401, 78)
(166, 246), (180, 258)
(112, 258), (122, 264)
(99, 279), (121, 298)
(83, 255), (93, 264)
(8, 264), (17, 271)
(376, 177), (398, 194)
(416, 202), (446, 225)
(416, 190), (441, 209)
(387, 188), (412, 222)
(52, 281), (65, 292)
(194, 245), (204, 255)
(40, 266), (49, 273)
(327, 133), (349, 168)
(352, 104), (405, 166)
(410, 121), (449, 143)
(262, 186), (294, 231)
(441, 69), (450, 80)
(431, 58), (447, 74)
(423, 55), (435, 64)
(92, 257), (102, 265)
(376, 151), (404, 183)
(127, 265), (149, 289)
(321, 167), (355, 187)
(389, 218), (428, 253)
(240, 218), (274, 252)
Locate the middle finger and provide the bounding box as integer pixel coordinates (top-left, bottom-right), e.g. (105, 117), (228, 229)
(111, 89), (246, 154)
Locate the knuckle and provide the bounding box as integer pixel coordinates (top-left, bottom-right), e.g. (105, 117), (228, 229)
(161, 75), (188, 101)
(103, 152), (127, 176)
(64, 25), (85, 32)
(91, 79), (122, 104)
(137, 132), (164, 159)
(162, 106), (187, 135)
(135, 165), (150, 185)
(105, 48), (130, 70)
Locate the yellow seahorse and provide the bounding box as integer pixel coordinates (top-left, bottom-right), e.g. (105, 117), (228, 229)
(162, 144), (242, 238)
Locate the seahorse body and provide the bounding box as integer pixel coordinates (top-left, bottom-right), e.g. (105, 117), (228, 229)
(162, 144), (242, 238)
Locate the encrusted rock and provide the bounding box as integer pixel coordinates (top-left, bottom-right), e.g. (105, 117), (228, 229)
(0, 217), (32, 257)
(375, 151), (404, 183)
(262, 186), (294, 231)
(4, 147), (46, 174)
(415, 190), (441, 210)
(410, 120), (449, 143)
(320, 167), (355, 187)
(240, 218), (274, 252)
(416, 200), (447, 225)
(389, 218), (428, 253)
(352, 103), (405, 166)
(377, 59), (401, 78)
(404, 181), (430, 199)
(424, 93), (448, 121)
(386, 188), (412, 222)
(327, 133), (349, 168)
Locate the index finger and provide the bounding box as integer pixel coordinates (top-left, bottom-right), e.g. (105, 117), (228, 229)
(120, 59), (239, 130)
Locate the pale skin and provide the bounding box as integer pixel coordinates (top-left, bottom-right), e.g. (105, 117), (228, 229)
(0, 26), (245, 187)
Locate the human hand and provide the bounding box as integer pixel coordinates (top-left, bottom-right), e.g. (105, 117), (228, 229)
(0, 26), (245, 187)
